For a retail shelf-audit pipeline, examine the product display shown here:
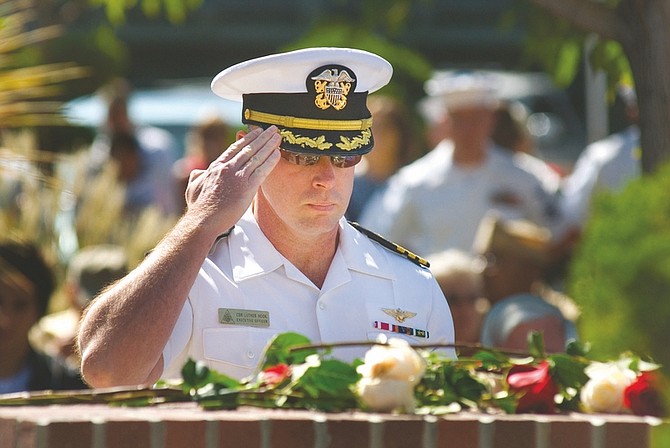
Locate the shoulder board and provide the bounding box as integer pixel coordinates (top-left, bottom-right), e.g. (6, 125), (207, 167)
(217, 226), (235, 240)
(348, 221), (430, 269)
(145, 226), (236, 259)
(209, 225), (235, 254)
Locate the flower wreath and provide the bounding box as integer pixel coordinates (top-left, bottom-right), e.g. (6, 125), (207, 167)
(172, 332), (666, 417)
(0, 331), (665, 418)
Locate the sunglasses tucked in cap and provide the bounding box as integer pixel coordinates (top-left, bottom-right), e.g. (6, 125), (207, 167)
(211, 47), (393, 156)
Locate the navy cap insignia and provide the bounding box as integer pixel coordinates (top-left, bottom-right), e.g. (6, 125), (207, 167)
(311, 66), (355, 111)
(382, 307), (417, 323)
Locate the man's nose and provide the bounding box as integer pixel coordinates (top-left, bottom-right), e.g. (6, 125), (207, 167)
(312, 157), (337, 188)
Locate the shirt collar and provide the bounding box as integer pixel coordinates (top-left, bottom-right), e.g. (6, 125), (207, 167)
(229, 209), (394, 283)
(230, 208), (284, 282)
(338, 218), (394, 279)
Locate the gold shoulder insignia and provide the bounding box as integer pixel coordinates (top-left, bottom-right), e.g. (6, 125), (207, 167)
(348, 221), (430, 268)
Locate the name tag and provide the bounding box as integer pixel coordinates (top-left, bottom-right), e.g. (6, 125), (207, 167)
(218, 308), (270, 328)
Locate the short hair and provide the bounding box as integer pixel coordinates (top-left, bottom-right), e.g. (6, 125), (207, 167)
(0, 240), (55, 318)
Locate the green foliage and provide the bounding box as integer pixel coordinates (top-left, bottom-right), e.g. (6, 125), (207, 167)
(0, 1), (88, 126)
(510, 0), (632, 95)
(2, 331), (662, 419)
(568, 161), (670, 373)
(179, 334), (360, 412)
(416, 354), (488, 412)
(284, 359), (360, 411)
(89, 0), (202, 24)
(175, 331), (610, 415)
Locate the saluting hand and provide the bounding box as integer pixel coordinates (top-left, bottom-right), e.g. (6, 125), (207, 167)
(185, 125), (281, 236)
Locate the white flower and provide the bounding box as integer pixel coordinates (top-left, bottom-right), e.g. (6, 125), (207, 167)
(357, 337), (426, 385)
(290, 354), (321, 382)
(356, 377), (417, 412)
(580, 361), (637, 413)
(356, 336), (425, 412)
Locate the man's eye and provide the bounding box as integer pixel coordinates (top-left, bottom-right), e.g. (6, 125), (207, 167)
(303, 155), (320, 165)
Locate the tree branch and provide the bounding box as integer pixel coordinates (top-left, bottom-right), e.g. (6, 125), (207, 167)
(531, 0), (629, 43)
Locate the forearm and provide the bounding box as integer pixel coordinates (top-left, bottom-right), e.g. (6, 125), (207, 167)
(78, 213), (218, 388)
(79, 125), (281, 388)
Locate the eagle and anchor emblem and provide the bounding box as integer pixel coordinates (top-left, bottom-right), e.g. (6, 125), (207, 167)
(382, 307), (417, 323)
(311, 67), (355, 111)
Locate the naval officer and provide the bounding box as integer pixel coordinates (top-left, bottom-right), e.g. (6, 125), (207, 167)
(78, 47), (456, 387)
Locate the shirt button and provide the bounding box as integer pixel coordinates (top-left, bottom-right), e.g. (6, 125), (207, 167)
(318, 302), (326, 310)
(247, 351), (255, 359)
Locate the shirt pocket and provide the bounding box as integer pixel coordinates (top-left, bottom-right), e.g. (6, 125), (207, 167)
(202, 327), (278, 379)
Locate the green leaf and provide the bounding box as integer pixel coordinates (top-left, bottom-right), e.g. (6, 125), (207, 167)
(260, 332), (315, 369)
(180, 359), (210, 389)
(548, 354), (589, 389)
(295, 360), (360, 398)
(471, 350), (511, 370)
(528, 331), (546, 359)
(288, 359), (360, 411)
(196, 390), (241, 410)
(490, 393), (518, 414)
(416, 362), (487, 409)
(566, 340), (591, 357)
(180, 359), (240, 395)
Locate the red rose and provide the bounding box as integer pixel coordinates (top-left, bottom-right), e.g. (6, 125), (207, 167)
(623, 372), (666, 417)
(507, 361), (559, 414)
(260, 363), (292, 386)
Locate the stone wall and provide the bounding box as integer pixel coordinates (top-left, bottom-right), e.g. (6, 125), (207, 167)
(0, 403), (665, 448)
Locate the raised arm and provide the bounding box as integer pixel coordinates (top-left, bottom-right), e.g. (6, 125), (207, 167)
(78, 126), (281, 388)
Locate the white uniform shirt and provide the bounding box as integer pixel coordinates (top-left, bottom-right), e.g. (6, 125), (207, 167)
(162, 209), (456, 380)
(358, 140), (555, 255)
(558, 126), (640, 233)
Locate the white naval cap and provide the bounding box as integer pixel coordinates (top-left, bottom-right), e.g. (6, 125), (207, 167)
(210, 47), (393, 156)
(424, 71), (499, 111)
(211, 47), (392, 100)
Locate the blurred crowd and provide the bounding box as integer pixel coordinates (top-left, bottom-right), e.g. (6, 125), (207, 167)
(0, 71), (640, 393)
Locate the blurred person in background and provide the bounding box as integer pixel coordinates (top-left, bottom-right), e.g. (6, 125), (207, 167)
(473, 214), (579, 353)
(492, 99), (561, 213)
(359, 71), (558, 256)
(557, 84), (641, 239)
(548, 85), (641, 286)
(417, 94), (451, 150)
(428, 249), (489, 346)
(0, 240), (87, 394)
(346, 95), (421, 221)
(491, 100), (536, 156)
(88, 78), (179, 217)
(173, 116), (231, 213)
(31, 245), (128, 369)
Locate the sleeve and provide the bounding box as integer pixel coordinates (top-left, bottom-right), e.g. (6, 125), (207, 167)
(558, 148), (601, 228)
(161, 298), (194, 380)
(426, 278), (457, 360)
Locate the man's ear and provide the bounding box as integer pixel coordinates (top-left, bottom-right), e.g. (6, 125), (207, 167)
(236, 130), (247, 140)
